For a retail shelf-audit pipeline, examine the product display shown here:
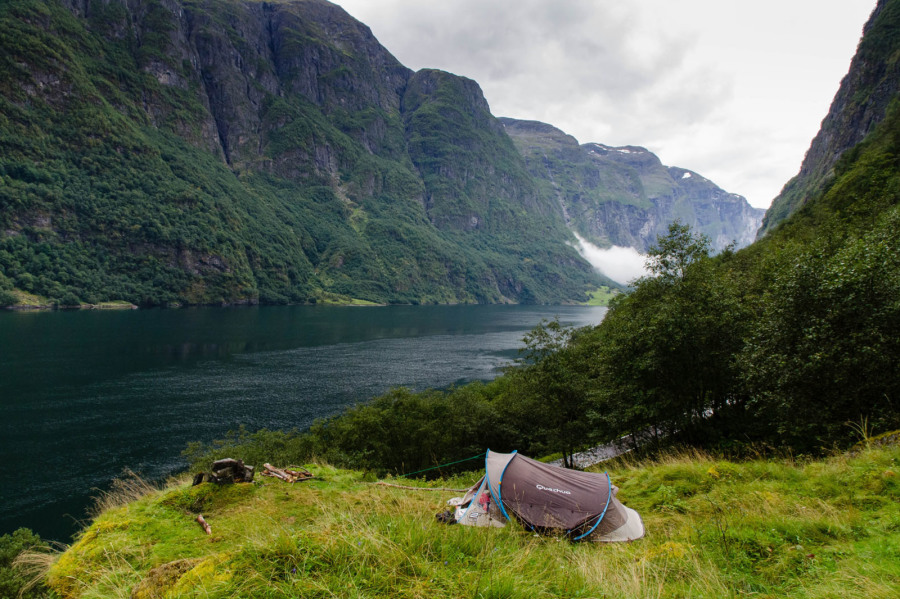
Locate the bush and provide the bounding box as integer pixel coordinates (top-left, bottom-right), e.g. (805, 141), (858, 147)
(59, 291), (80, 307)
(0, 288), (16, 306)
(0, 528), (55, 599)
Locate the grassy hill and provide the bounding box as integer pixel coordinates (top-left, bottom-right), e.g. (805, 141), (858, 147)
(18, 440), (899, 598)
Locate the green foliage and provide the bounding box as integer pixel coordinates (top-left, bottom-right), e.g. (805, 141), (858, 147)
(182, 426), (316, 475)
(580, 199), (900, 451)
(185, 380), (525, 477)
(645, 221), (713, 281)
(509, 319), (593, 467)
(0, 1), (600, 308)
(741, 210), (900, 449)
(0, 289), (16, 307)
(0, 528), (55, 599)
(573, 225), (752, 447)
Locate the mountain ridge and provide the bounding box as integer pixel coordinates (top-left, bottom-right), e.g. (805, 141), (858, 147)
(759, 0), (896, 235)
(0, 0), (759, 307)
(499, 117), (764, 252)
(0, 0), (606, 306)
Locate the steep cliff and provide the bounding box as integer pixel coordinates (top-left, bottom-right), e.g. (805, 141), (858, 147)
(759, 0), (898, 236)
(500, 118), (764, 252)
(0, 0), (601, 306)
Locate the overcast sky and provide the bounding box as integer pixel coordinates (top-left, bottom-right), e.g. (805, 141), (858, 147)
(337, 0), (876, 209)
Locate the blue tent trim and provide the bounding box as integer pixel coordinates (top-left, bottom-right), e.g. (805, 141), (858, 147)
(571, 472), (612, 541)
(485, 449), (515, 522)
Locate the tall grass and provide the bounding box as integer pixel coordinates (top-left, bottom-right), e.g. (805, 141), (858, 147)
(40, 444), (900, 598)
(12, 547), (59, 599)
(89, 469), (159, 517)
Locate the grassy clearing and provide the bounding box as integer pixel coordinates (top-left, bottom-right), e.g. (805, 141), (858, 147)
(40, 445), (900, 598)
(314, 292), (384, 306)
(581, 286), (620, 306)
(0, 290), (137, 309)
(4, 288), (54, 308)
(92, 301), (138, 310)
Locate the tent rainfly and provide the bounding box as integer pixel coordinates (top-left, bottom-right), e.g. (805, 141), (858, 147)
(447, 450), (645, 542)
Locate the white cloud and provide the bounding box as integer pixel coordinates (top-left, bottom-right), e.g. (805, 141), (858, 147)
(572, 233), (649, 286)
(336, 0), (875, 209)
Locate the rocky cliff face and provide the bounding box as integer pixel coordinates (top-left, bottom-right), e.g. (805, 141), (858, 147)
(0, 0), (603, 306)
(3, 0), (765, 307)
(403, 70), (560, 232)
(759, 0), (897, 236)
(501, 118), (764, 252)
(81, 0), (413, 172)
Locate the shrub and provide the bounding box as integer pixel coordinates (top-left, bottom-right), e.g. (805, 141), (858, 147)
(0, 528), (55, 599)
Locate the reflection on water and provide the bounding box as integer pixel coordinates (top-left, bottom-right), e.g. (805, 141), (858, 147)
(0, 304), (606, 541)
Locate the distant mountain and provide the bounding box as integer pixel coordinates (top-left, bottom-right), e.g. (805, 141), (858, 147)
(0, 0), (764, 308)
(759, 0), (898, 236)
(0, 0), (604, 306)
(500, 118), (764, 252)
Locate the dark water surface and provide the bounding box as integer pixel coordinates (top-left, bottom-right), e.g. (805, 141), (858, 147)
(0, 304), (606, 541)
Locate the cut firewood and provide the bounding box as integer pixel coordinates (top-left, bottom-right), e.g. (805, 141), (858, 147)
(196, 514), (211, 535)
(262, 463), (315, 483)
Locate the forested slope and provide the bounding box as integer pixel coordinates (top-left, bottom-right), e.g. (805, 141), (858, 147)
(0, 0), (604, 307)
(0, 0), (769, 308)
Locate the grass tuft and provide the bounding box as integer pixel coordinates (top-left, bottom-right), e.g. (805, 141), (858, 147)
(89, 469), (158, 517)
(12, 545), (61, 598)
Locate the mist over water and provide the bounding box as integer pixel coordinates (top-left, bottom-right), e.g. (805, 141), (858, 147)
(0, 304), (607, 541)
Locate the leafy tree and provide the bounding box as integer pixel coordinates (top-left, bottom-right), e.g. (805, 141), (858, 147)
(59, 291), (80, 307)
(507, 319), (593, 468)
(741, 212), (900, 449)
(0, 289), (16, 307)
(582, 224), (751, 446)
(645, 221), (713, 281)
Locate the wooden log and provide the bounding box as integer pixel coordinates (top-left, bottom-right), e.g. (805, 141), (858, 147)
(196, 514), (211, 535)
(262, 463), (292, 482)
(262, 463), (314, 483)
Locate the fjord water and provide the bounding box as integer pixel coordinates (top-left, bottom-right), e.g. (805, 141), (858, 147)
(0, 304), (606, 541)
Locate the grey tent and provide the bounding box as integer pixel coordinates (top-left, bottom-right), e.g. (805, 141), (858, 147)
(448, 450), (644, 542)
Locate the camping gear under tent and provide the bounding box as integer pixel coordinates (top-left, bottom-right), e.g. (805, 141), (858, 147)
(447, 450), (645, 542)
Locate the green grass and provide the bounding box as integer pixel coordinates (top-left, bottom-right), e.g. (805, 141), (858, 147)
(0, 288), (138, 309)
(4, 288), (53, 308)
(40, 443), (900, 598)
(315, 293), (384, 306)
(92, 300), (138, 309)
(581, 286), (619, 306)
